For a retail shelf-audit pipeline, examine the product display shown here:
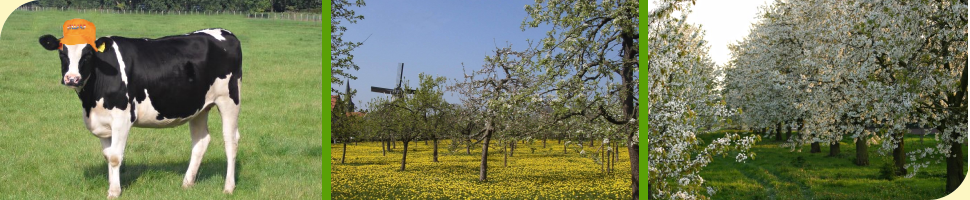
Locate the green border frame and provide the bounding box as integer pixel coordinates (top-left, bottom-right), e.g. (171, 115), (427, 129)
(323, 1), (333, 199)
(638, 1), (647, 200)
(322, 1), (647, 199)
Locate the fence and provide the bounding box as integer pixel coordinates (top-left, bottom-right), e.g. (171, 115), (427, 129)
(15, 6), (323, 23)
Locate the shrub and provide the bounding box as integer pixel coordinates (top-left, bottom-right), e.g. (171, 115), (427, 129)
(879, 160), (897, 181)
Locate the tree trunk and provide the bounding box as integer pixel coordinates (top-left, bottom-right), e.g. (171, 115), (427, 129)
(479, 130), (492, 182)
(466, 141), (471, 155)
(786, 124), (792, 141)
(386, 138), (391, 152)
(510, 141), (515, 157)
(811, 142), (821, 153)
(829, 140), (840, 157)
(775, 123), (783, 142)
(381, 138), (386, 156)
(629, 142), (640, 200)
(433, 137), (439, 162)
(618, 24), (641, 200)
(946, 55), (968, 193)
(543, 137), (547, 148)
(606, 148), (611, 173)
(615, 141), (620, 160)
(602, 145), (607, 173)
(341, 142), (347, 164)
(400, 140), (409, 171)
(893, 132), (907, 176)
(613, 142), (618, 169)
(855, 136), (869, 166)
(503, 142), (508, 167)
(601, 142), (605, 173)
(946, 132), (965, 193)
(563, 141), (568, 154)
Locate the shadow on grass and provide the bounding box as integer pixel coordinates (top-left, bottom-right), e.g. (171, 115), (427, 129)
(82, 157), (246, 189)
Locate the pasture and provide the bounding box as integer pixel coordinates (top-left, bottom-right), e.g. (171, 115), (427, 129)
(0, 10), (321, 199)
(331, 139), (631, 199)
(699, 130), (968, 200)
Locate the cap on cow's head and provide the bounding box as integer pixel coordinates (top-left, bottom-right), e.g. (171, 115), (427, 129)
(38, 18), (107, 88)
(60, 18), (100, 52)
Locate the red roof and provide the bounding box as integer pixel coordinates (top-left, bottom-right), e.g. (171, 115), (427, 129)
(331, 95), (339, 109)
(332, 95), (365, 117)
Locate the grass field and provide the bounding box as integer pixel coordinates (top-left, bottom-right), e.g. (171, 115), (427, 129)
(0, 10), (321, 199)
(331, 139), (631, 199)
(699, 130), (968, 200)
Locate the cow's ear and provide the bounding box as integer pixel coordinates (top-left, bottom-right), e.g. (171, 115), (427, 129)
(95, 37), (112, 53)
(39, 35), (60, 51)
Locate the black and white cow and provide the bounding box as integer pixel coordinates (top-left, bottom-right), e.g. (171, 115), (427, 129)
(38, 29), (242, 198)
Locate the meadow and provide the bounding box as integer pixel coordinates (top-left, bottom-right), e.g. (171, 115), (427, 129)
(331, 139), (631, 199)
(699, 130), (968, 200)
(0, 10), (322, 199)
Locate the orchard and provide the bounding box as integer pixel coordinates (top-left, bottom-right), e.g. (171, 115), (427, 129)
(649, 0), (966, 199)
(331, 0), (639, 199)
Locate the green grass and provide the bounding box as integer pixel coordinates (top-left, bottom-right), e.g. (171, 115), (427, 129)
(0, 10), (321, 199)
(332, 140), (632, 199)
(699, 130), (968, 200)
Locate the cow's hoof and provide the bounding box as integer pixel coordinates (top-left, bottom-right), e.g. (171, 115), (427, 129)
(107, 188), (121, 199)
(182, 182), (195, 189)
(224, 182), (235, 194)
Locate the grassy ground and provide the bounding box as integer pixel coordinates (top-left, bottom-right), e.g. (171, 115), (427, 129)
(699, 130), (968, 200)
(0, 10), (321, 199)
(331, 139), (632, 199)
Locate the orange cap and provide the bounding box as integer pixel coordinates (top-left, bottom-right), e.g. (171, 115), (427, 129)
(60, 18), (99, 52)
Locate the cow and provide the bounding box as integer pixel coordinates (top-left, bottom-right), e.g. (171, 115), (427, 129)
(37, 19), (242, 198)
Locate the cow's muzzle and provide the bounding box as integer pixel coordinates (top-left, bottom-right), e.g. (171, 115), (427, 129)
(64, 74), (82, 87)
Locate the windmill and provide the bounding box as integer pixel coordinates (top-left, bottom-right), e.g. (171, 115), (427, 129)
(370, 63), (416, 97)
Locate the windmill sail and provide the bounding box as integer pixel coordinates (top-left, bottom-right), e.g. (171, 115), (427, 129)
(371, 86), (395, 94)
(371, 63), (416, 97)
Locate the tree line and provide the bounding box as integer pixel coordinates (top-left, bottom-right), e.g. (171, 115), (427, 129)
(26, 0), (322, 13)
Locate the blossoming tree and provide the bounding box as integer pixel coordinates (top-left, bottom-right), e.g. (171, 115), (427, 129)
(648, 2), (759, 199)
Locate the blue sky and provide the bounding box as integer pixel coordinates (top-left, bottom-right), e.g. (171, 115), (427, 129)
(335, 1), (550, 110)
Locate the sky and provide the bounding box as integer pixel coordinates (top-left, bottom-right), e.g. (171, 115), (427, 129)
(648, 0), (773, 66)
(334, 1), (550, 110)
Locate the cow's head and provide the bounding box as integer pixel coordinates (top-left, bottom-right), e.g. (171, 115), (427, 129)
(37, 19), (102, 89)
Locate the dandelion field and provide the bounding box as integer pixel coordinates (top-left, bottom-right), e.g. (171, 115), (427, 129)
(330, 140), (631, 199)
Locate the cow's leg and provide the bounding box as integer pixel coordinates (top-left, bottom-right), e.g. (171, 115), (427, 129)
(103, 121), (131, 199)
(216, 98), (240, 194)
(182, 109), (211, 188)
